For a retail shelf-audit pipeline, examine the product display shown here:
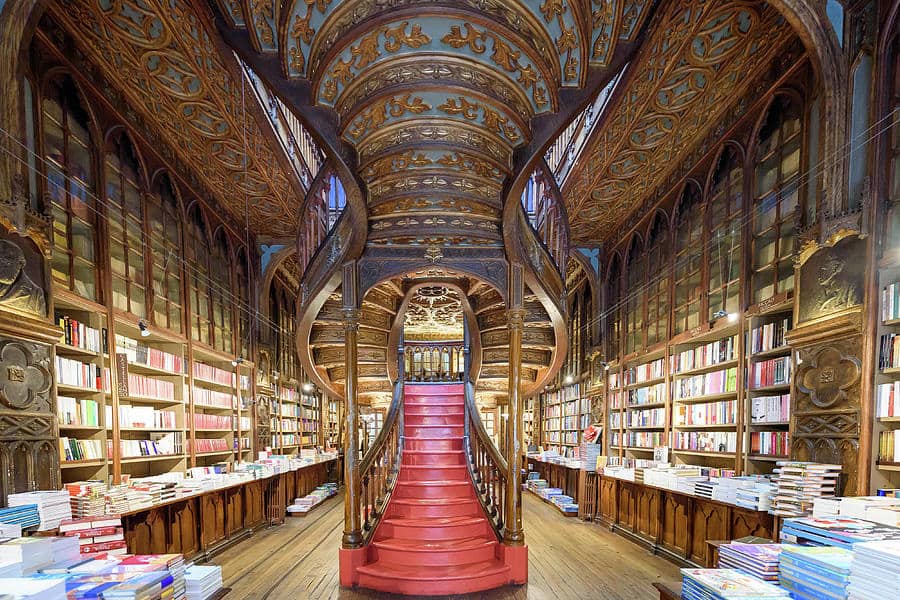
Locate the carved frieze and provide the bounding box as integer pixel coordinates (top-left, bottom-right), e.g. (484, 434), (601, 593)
(796, 232), (866, 325)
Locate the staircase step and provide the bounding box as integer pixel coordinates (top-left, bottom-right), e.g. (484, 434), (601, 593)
(370, 536), (498, 567)
(404, 414), (465, 426)
(394, 480), (473, 499)
(402, 447), (465, 462)
(356, 559), (510, 596)
(388, 497), (482, 518)
(404, 385), (464, 396)
(399, 464), (468, 482)
(404, 399), (465, 408)
(376, 515), (492, 541)
(405, 424), (464, 438)
(404, 405), (465, 416)
(403, 436), (462, 452)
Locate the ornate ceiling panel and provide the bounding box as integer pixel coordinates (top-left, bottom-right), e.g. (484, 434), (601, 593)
(56, 0), (304, 237)
(403, 286), (464, 341)
(564, 0), (796, 244)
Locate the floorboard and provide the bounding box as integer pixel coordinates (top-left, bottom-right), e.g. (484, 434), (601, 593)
(205, 492), (681, 599)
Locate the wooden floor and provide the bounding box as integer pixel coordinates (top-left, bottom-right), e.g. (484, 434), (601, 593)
(206, 492), (681, 599)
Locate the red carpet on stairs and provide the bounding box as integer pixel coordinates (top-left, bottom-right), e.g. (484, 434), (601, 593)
(348, 383), (525, 595)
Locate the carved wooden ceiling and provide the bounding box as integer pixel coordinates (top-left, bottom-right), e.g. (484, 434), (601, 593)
(403, 286), (464, 341)
(563, 1), (797, 244)
(53, 0), (306, 237)
(212, 0), (653, 248)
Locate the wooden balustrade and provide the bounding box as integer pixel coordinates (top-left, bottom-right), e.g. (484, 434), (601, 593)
(355, 379), (404, 544)
(464, 382), (508, 539)
(404, 342), (464, 382)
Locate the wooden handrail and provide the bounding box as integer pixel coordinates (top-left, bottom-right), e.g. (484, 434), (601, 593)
(463, 380), (508, 540)
(355, 376), (404, 544)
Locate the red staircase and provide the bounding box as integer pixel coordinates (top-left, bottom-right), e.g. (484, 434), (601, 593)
(350, 383), (523, 595)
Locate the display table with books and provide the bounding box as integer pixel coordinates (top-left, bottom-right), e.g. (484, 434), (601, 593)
(526, 455), (582, 504)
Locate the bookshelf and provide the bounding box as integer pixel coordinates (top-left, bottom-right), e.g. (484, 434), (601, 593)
(523, 396), (535, 446)
(54, 292), (109, 483)
(670, 326), (740, 469)
(873, 270), (900, 491)
(539, 380), (591, 457)
(271, 381), (300, 453)
(623, 351), (667, 458)
(325, 396), (340, 448)
(606, 367), (623, 457)
(301, 388), (321, 449)
(744, 304), (793, 474)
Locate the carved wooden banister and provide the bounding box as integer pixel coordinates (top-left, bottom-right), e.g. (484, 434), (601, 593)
(463, 381), (508, 540)
(355, 377), (404, 545)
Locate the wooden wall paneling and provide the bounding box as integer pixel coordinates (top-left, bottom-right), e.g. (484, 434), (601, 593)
(617, 481), (636, 531)
(635, 485), (661, 542)
(199, 490), (227, 549)
(690, 499), (729, 566)
(661, 491), (690, 557)
(245, 479), (265, 527)
(168, 499), (199, 556)
(225, 486), (244, 537)
(600, 476), (617, 524)
(730, 505), (776, 541)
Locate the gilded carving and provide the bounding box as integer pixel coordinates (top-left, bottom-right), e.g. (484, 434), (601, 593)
(796, 347), (861, 409)
(0, 341), (51, 411)
(797, 233), (865, 324)
(0, 240), (46, 317)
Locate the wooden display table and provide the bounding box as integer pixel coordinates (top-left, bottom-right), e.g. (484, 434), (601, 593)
(526, 457), (581, 504)
(574, 472), (777, 568)
(121, 457), (340, 560)
(653, 582), (682, 600)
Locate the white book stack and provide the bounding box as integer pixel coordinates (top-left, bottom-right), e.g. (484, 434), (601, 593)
(7, 492), (72, 532)
(185, 564), (223, 600)
(847, 541), (900, 599)
(0, 538), (53, 573)
(813, 497), (843, 518)
(0, 577), (66, 599)
(839, 496), (900, 519)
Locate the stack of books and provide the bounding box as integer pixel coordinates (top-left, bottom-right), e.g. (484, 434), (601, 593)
(185, 564), (223, 600)
(779, 545), (852, 599)
(846, 540), (900, 599)
(0, 537), (54, 573)
(59, 516), (126, 558)
(780, 516), (900, 549)
(770, 462), (841, 517)
(0, 577), (65, 599)
(717, 542), (783, 581)
(0, 505), (40, 530)
(65, 481), (107, 518)
(735, 481), (777, 512)
(680, 568), (789, 599)
(8, 491), (72, 531)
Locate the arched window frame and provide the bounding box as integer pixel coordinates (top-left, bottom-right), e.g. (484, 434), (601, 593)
(604, 254), (622, 362)
(750, 93), (803, 305)
(235, 247), (251, 358)
(104, 130), (147, 318)
(673, 183), (704, 334)
(147, 174), (183, 333)
(624, 236), (644, 355)
(41, 74), (99, 301)
(209, 229), (234, 354)
(706, 145), (744, 321)
(645, 212), (670, 347)
(186, 205), (213, 346)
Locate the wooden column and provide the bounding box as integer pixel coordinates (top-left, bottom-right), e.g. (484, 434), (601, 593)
(503, 264), (525, 546)
(341, 262), (363, 548)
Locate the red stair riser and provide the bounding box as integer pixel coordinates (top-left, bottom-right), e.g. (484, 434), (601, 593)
(369, 541), (498, 567)
(404, 405), (465, 416)
(387, 500), (481, 519)
(399, 466), (468, 482)
(375, 520), (492, 541)
(403, 439), (463, 452)
(355, 570), (511, 596)
(405, 425), (464, 438)
(404, 385), (464, 394)
(402, 451), (465, 465)
(404, 414), (465, 426)
(394, 482), (472, 500)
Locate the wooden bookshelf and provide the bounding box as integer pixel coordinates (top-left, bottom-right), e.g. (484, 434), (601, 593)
(873, 268), (900, 491)
(622, 350), (667, 459)
(606, 365), (624, 458)
(539, 379), (591, 457)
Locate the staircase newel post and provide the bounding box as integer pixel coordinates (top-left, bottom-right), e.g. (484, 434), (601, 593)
(341, 263), (363, 550)
(503, 264), (526, 546)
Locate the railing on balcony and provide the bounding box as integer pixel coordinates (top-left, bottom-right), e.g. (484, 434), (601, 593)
(403, 342), (465, 382)
(297, 170), (346, 281)
(544, 68), (625, 186)
(520, 167), (568, 273)
(355, 347), (405, 544)
(237, 55), (323, 187)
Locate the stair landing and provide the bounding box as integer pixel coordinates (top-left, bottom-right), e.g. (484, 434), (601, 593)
(340, 383), (527, 595)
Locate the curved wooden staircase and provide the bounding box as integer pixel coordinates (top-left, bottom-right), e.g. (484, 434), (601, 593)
(342, 383), (525, 595)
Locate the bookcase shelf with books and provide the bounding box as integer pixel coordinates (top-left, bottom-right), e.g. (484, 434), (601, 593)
(539, 380), (591, 457)
(873, 271), (900, 491)
(623, 350), (667, 459)
(301, 389), (321, 449)
(271, 381), (301, 454)
(54, 293), (110, 484)
(325, 396), (340, 449)
(744, 306), (793, 474)
(606, 366), (624, 456)
(523, 396), (535, 446)
(670, 328), (740, 469)
(190, 344), (239, 467)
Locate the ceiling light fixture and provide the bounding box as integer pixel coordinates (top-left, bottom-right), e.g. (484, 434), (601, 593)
(138, 319), (151, 338)
(564, 374), (574, 384)
(302, 382), (314, 393)
(231, 357), (245, 367)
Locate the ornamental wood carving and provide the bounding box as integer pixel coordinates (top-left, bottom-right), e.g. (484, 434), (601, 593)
(564, 1), (796, 244)
(54, 0), (304, 237)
